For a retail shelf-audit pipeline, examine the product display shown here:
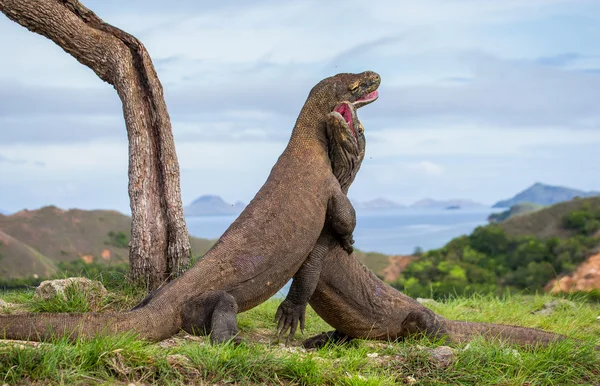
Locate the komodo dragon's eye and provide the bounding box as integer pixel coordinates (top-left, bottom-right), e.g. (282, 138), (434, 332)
(348, 81), (360, 92)
(358, 123), (364, 134)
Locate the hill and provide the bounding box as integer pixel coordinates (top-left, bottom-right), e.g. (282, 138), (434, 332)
(488, 202), (545, 223)
(0, 230), (57, 278)
(493, 182), (600, 208)
(410, 198), (486, 209)
(0, 206), (214, 279)
(498, 196), (600, 238)
(184, 195), (245, 216)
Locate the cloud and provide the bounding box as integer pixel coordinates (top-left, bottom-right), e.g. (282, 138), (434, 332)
(401, 161), (444, 176)
(369, 52), (600, 127)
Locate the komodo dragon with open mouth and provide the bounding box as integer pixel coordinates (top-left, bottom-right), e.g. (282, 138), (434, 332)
(0, 71), (380, 343)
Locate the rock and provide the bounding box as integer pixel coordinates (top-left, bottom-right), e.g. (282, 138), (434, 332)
(0, 299), (7, 308)
(34, 277), (107, 303)
(546, 253), (600, 293)
(532, 299), (577, 315)
(366, 352), (379, 358)
(406, 375), (417, 384)
(416, 298), (438, 305)
(428, 346), (456, 368)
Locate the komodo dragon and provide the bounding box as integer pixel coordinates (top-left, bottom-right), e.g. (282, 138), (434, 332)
(0, 71), (380, 343)
(272, 96), (572, 350)
(302, 247), (572, 348)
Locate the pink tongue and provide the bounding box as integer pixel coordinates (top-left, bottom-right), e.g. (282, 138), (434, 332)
(333, 103), (354, 136)
(355, 90), (379, 102)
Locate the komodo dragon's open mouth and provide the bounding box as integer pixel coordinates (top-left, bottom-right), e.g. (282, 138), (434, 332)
(353, 90), (379, 108)
(331, 90), (377, 140)
(332, 103), (357, 138)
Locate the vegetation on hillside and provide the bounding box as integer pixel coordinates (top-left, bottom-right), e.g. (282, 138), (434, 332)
(488, 202), (544, 223)
(393, 200), (600, 299)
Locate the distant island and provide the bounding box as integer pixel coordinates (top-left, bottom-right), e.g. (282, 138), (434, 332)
(184, 195), (246, 216)
(351, 197), (486, 210)
(492, 182), (600, 208)
(410, 198), (486, 209)
(352, 198), (405, 210)
(184, 195), (489, 215)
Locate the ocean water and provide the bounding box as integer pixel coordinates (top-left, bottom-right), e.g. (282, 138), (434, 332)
(186, 207), (497, 255)
(185, 207), (498, 297)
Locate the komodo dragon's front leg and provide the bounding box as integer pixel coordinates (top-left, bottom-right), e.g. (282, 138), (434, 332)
(275, 101), (368, 340)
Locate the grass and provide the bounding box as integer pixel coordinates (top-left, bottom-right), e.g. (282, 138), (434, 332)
(1, 284), (599, 385)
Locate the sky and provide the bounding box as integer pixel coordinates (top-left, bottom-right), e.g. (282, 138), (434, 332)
(1, 0), (600, 214)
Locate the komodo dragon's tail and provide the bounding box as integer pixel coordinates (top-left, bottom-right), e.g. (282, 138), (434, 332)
(441, 319), (566, 346)
(0, 309), (174, 342)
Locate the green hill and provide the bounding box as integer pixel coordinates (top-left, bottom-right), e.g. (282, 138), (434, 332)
(0, 206), (214, 279)
(499, 196), (600, 238)
(488, 202), (545, 223)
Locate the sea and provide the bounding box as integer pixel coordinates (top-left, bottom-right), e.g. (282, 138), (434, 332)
(185, 207), (500, 296)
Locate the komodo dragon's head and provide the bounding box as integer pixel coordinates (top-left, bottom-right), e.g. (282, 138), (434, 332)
(292, 71), (380, 141)
(308, 71), (380, 109)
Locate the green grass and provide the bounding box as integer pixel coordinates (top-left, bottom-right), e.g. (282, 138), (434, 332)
(1, 286), (599, 385)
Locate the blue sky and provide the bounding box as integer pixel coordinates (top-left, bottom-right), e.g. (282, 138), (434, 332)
(1, 0), (600, 214)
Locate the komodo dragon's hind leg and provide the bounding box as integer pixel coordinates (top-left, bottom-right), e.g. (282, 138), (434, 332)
(181, 291), (240, 343)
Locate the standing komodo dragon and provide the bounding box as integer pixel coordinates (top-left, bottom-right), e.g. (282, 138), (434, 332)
(0, 71), (380, 343)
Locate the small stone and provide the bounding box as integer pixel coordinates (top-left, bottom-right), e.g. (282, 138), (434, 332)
(406, 375), (417, 384)
(429, 346), (456, 368)
(166, 354), (191, 366)
(366, 352), (379, 358)
(532, 299), (576, 316)
(0, 299), (8, 308)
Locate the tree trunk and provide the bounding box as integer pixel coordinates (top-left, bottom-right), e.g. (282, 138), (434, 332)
(0, 0), (191, 290)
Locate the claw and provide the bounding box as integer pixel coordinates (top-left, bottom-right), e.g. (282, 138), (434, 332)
(274, 300), (307, 342)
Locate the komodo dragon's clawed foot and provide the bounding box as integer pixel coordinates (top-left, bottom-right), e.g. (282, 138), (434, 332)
(274, 299), (306, 343)
(302, 330), (353, 349)
(181, 290), (240, 344)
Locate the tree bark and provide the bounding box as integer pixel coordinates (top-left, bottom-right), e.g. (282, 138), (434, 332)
(0, 0), (191, 290)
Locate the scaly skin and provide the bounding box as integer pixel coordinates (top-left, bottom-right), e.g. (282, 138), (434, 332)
(0, 71), (380, 343)
(304, 247), (572, 348)
(275, 101), (368, 341)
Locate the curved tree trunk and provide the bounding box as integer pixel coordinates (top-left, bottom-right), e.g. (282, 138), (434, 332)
(0, 0), (191, 290)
